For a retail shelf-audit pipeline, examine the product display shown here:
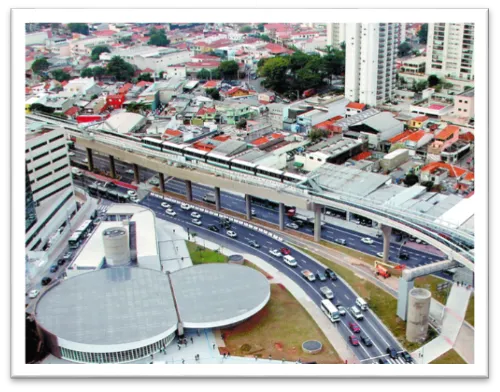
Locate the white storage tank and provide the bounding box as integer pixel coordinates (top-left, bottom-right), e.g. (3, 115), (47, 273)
(102, 227), (130, 266)
(406, 287), (431, 342)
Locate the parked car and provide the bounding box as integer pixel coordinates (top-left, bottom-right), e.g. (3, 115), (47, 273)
(191, 212), (201, 219)
(401, 351), (413, 363)
(349, 322), (361, 333)
(280, 247), (291, 255)
(28, 289), (40, 299)
(316, 271), (327, 282)
(41, 277), (52, 286)
(286, 222), (299, 230)
(192, 219), (202, 226)
(334, 238), (346, 245)
(349, 335), (360, 346)
(165, 209), (176, 217)
(386, 347), (398, 359)
(248, 240), (260, 248)
(180, 203), (191, 211)
(226, 230), (237, 238)
(208, 225), (219, 232)
(269, 248), (282, 257)
(49, 265), (58, 273)
(360, 333), (373, 347)
(361, 237), (374, 244)
(324, 268), (338, 280)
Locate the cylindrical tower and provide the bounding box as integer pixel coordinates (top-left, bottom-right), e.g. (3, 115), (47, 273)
(102, 227), (130, 266)
(406, 288), (432, 342)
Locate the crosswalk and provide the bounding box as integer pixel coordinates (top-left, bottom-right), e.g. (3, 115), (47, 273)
(361, 354), (415, 365)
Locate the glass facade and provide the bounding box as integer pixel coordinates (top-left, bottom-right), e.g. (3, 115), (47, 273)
(59, 332), (175, 364)
(25, 165), (37, 233)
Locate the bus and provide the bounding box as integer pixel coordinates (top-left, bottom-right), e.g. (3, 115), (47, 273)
(68, 220), (95, 249)
(320, 299), (340, 323)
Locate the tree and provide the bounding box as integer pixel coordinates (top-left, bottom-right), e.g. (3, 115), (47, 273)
(236, 118), (247, 129)
(418, 24), (428, 45)
(239, 25), (252, 33)
(321, 47), (345, 80)
(289, 51), (310, 72)
(147, 27), (170, 47)
(257, 23), (265, 32)
(126, 101), (150, 114)
(67, 23), (89, 35)
(31, 58), (49, 74)
(29, 103), (55, 114)
(427, 74), (440, 87)
(92, 66), (106, 79)
(411, 79), (428, 93)
(309, 129), (329, 142)
(421, 181), (434, 192)
(205, 88), (220, 100)
(138, 73), (154, 82)
(81, 68), (93, 78)
(159, 71), (164, 79)
(259, 34), (272, 42)
(217, 60), (239, 79)
(91, 45), (110, 62)
(197, 68), (220, 80)
(397, 42), (412, 57)
(105, 56), (135, 82)
(403, 173), (419, 187)
(258, 56), (290, 92)
(51, 69), (71, 82)
(119, 36), (132, 44)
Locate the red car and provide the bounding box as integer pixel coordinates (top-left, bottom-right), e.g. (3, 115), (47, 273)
(349, 322), (361, 333)
(349, 335), (360, 346)
(280, 247), (291, 255)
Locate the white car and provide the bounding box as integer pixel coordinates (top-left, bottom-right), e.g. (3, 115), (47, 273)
(180, 203), (191, 211)
(125, 169), (134, 175)
(161, 202), (171, 208)
(68, 152), (75, 157)
(361, 237), (374, 245)
(130, 197), (139, 203)
(226, 230), (237, 238)
(191, 212), (201, 219)
(28, 289), (40, 299)
(127, 190), (137, 197)
(376, 252), (384, 258)
(286, 222), (299, 230)
(269, 248), (282, 257)
(165, 209), (176, 217)
(192, 219), (202, 226)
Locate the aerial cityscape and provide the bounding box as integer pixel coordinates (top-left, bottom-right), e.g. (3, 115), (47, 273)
(23, 20), (476, 369)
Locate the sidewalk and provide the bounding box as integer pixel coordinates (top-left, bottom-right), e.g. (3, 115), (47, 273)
(155, 219), (193, 273)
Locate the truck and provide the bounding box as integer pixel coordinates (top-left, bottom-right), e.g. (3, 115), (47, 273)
(301, 269), (316, 282)
(302, 88), (316, 98)
(375, 264), (391, 279)
(203, 192), (216, 204)
(290, 213), (325, 229)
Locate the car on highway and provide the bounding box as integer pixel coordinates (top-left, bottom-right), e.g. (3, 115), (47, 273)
(378, 358), (390, 364)
(191, 212), (201, 219)
(316, 271), (327, 282)
(251, 208), (256, 216)
(127, 190), (137, 197)
(125, 169), (134, 175)
(161, 202), (171, 208)
(283, 255), (298, 267)
(376, 252), (384, 258)
(180, 203), (191, 211)
(386, 347), (398, 359)
(192, 219), (202, 226)
(337, 305), (346, 316)
(226, 230), (237, 238)
(57, 258), (66, 266)
(350, 306), (364, 320)
(349, 335), (360, 346)
(334, 238), (346, 245)
(286, 222), (299, 230)
(401, 351), (413, 363)
(324, 268), (338, 281)
(319, 286), (334, 299)
(49, 265), (58, 273)
(41, 277), (52, 286)
(130, 196), (139, 203)
(361, 237), (374, 244)
(301, 269), (316, 281)
(360, 333), (373, 347)
(208, 225), (219, 232)
(165, 209), (176, 217)
(269, 248), (282, 257)
(63, 251), (73, 260)
(399, 252), (410, 260)
(280, 247), (291, 255)
(149, 178), (160, 186)
(248, 240), (260, 248)
(349, 322), (361, 333)
(28, 289), (40, 299)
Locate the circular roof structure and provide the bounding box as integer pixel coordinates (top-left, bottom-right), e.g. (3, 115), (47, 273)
(35, 267), (178, 349)
(171, 263), (270, 328)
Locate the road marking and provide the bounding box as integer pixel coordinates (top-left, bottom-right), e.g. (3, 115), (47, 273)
(332, 283), (337, 288)
(363, 315), (392, 348)
(344, 294), (349, 300)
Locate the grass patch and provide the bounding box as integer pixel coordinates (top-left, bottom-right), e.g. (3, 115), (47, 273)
(300, 247), (436, 352)
(186, 241), (228, 265)
(430, 349), (467, 364)
(414, 275), (451, 305)
(243, 260), (272, 278)
(465, 293), (474, 326)
(221, 284), (342, 364)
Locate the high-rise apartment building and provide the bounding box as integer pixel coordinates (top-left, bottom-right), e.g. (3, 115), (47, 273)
(326, 23), (345, 49)
(25, 124), (77, 251)
(425, 23), (474, 82)
(345, 23), (399, 107)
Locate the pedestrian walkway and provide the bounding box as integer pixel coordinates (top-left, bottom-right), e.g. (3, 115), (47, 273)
(155, 219), (192, 273)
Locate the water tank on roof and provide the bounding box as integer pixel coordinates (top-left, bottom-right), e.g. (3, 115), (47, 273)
(102, 227), (130, 266)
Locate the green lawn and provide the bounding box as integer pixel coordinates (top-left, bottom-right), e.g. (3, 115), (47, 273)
(300, 247), (436, 352)
(430, 349), (467, 364)
(465, 293), (474, 326)
(186, 241), (228, 264)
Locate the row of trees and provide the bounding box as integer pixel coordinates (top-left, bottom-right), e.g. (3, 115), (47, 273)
(196, 60), (240, 80)
(147, 27), (170, 47)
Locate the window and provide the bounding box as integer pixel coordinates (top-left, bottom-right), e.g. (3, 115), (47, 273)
(464, 100), (468, 104)
(464, 109), (467, 112)
(33, 173), (70, 194)
(54, 163), (68, 173)
(458, 108), (462, 111)
(49, 134), (64, 143)
(34, 161), (51, 171)
(52, 154), (66, 164)
(459, 100), (463, 103)
(30, 141), (47, 151)
(51, 144), (66, 154)
(33, 151), (49, 161)
(36, 171), (53, 182)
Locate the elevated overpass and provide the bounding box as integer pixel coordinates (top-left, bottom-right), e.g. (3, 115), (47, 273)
(26, 113), (475, 271)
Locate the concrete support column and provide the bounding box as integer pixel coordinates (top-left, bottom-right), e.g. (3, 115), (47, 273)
(215, 187), (221, 211)
(86, 148), (94, 172)
(158, 172), (165, 193)
(346, 211), (352, 221)
(133, 164), (140, 184)
(381, 224), (392, 263)
(109, 155), (116, 179)
(245, 194), (252, 220)
(397, 278), (415, 321)
(185, 180), (192, 202)
(278, 202), (285, 231)
(314, 203), (321, 242)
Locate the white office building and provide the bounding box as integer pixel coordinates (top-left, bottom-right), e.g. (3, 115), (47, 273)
(25, 123), (77, 251)
(345, 23), (399, 107)
(425, 23), (474, 82)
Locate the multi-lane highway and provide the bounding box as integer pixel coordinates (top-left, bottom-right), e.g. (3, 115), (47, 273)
(140, 193), (414, 364)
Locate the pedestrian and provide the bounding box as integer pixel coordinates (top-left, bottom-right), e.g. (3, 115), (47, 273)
(212, 343), (216, 350)
(197, 329), (200, 336)
(282, 358), (285, 363)
(182, 359), (185, 364)
(269, 354), (272, 361)
(255, 355), (258, 361)
(190, 337), (193, 344)
(227, 352), (230, 358)
(177, 344), (181, 350)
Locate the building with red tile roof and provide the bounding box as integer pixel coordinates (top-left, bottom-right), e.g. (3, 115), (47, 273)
(212, 134), (231, 142)
(352, 151), (372, 161)
(388, 130), (413, 144)
(265, 43), (293, 55)
(162, 129), (182, 138)
(202, 80), (220, 89)
(345, 102), (367, 117)
(459, 132), (475, 142)
(64, 106), (79, 117)
(93, 30), (116, 37)
(420, 162), (474, 183)
(118, 83), (134, 94)
(428, 125), (460, 154)
(136, 81), (153, 88)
